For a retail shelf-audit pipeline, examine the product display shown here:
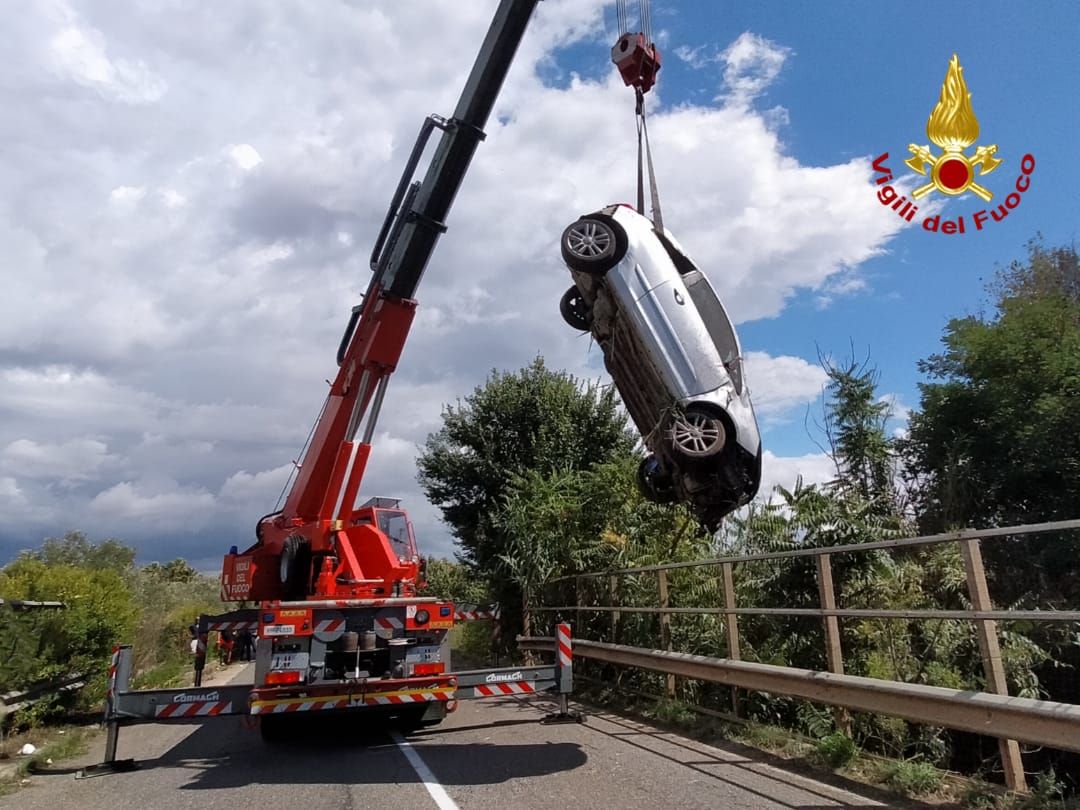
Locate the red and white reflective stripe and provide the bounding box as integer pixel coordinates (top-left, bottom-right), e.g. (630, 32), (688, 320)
(474, 682), (535, 697)
(367, 689), (454, 705)
(258, 698), (350, 715)
(208, 621), (258, 632)
(454, 609), (496, 621)
(454, 604), (500, 621)
(251, 689), (454, 715)
(315, 618), (345, 634)
(106, 646), (120, 701)
(557, 623), (572, 668)
(155, 701), (233, 718)
(375, 616), (404, 637)
(196, 635), (208, 655)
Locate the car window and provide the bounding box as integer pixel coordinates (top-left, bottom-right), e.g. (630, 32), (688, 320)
(654, 231), (700, 276)
(682, 272), (744, 395)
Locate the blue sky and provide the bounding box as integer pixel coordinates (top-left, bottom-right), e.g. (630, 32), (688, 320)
(594, 0), (1080, 457)
(0, 1), (1077, 568)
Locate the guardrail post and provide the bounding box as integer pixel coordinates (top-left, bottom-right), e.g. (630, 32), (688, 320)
(816, 553), (850, 734)
(722, 562), (740, 716)
(657, 570), (675, 698)
(961, 538), (1026, 793)
(574, 576), (583, 639)
(609, 574), (620, 643)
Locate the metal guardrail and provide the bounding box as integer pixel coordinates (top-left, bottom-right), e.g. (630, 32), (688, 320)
(0, 672), (87, 716)
(553, 518), (1080, 579)
(518, 636), (1080, 754)
(536, 519), (1080, 793)
(0, 599), (65, 610)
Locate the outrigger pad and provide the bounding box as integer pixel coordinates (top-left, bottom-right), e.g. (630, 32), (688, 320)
(540, 710), (586, 725)
(75, 759), (139, 779)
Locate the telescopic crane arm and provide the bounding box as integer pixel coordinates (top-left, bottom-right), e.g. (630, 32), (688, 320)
(222, 0), (541, 603)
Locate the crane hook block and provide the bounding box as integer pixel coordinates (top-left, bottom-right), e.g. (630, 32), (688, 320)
(611, 33), (661, 94)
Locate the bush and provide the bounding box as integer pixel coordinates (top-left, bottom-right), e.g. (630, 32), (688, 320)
(885, 759), (944, 796)
(815, 733), (859, 769)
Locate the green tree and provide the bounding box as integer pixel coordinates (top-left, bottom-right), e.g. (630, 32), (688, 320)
(20, 530), (136, 574)
(141, 558), (199, 583)
(421, 558), (490, 606)
(901, 240), (1080, 604)
(820, 354), (898, 511)
(0, 558), (138, 712)
(417, 355), (635, 574)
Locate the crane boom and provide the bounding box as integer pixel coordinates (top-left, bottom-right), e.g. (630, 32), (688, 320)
(222, 0), (540, 603)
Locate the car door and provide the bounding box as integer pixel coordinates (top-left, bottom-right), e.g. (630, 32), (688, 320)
(631, 278), (726, 398)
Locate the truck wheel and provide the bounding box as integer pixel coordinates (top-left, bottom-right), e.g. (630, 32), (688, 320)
(260, 714), (291, 743)
(561, 217), (625, 274)
(279, 535), (310, 599)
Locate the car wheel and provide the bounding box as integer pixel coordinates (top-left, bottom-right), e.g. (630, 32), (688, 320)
(559, 286), (591, 330)
(637, 455), (676, 504)
(669, 406), (727, 461)
(561, 217), (624, 274)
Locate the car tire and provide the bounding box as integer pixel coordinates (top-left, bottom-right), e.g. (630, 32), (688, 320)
(561, 217), (625, 274)
(637, 455), (676, 504)
(668, 406), (727, 462)
(559, 286), (591, 330)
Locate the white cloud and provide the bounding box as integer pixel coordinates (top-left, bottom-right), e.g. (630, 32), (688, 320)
(758, 450), (836, 500)
(0, 438), (118, 483)
(719, 32), (791, 108)
(228, 143), (263, 171)
(744, 352), (828, 421)
(0, 3), (911, 564)
(50, 21), (166, 104)
(89, 480), (215, 529)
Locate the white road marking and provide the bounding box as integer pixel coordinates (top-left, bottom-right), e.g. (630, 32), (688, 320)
(391, 730), (460, 810)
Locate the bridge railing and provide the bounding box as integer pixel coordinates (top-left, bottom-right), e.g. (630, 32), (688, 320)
(534, 518), (1080, 793)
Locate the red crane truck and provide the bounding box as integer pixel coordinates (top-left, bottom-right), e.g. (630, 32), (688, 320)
(83, 0), (577, 772)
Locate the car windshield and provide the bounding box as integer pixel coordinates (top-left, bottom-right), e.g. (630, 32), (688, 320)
(376, 509), (414, 560)
(682, 272), (744, 394)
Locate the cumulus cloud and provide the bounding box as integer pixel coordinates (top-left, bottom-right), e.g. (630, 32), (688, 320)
(758, 450), (837, 500)
(0, 2), (908, 564)
(719, 32), (792, 108)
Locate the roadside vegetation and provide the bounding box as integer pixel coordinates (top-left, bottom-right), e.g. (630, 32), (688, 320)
(1, 239), (1077, 805)
(416, 239), (1080, 803)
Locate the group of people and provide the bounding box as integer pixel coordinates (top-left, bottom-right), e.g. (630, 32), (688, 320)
(187, 621), (256, 665)
(216, 628), (256, 664)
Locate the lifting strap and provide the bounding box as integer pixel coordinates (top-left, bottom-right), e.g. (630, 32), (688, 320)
(636, 88), (663, 233)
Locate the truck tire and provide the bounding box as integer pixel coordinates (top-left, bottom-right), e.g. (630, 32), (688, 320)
(259, 714), (292, 743)
(279, 534), (309, 599)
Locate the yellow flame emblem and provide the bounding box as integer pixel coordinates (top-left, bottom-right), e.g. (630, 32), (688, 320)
(905, 55), (1002, 201)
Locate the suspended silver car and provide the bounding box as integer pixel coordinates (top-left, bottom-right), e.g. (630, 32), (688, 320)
(559, 204), (762, 529)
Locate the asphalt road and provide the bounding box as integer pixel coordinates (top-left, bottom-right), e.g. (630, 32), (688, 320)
(3, 665), (920, 810)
